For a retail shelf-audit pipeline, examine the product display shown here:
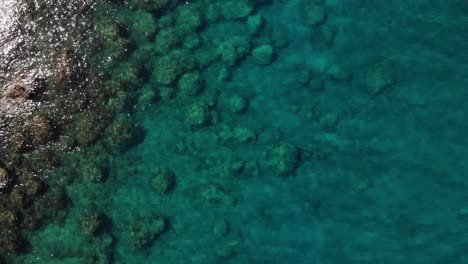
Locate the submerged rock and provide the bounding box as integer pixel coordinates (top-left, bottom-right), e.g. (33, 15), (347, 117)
(129, 0), (171, 11)
(213, 219), (230, 237)
(233, 127), (256, 143)
(228, 95), (248, 113)
(326, 64), (352, 82)
(80, 210), (104, 236)
(218, 0), (254, 20)
(3, 83), (32, 103)
(252, 44), (275, 66)
(29, 115), (56, 145)
(217, 37), (251, 65)
(128, 217), (167, 249)
(199, 184), (235, 205)
(304, 2), (327, 26)
(185, 101), (211, 127)
(178, 71), (203, 96)
(269, 142), (301, 176)
(152, 49), (195, 85)
(366, 61), (396, 95)
(152, 168), (176, 194)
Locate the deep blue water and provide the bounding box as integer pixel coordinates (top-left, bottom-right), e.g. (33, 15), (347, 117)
(2, 0), (468, 263)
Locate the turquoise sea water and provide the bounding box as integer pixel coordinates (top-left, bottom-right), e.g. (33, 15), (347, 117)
(2, 0), (468, 263)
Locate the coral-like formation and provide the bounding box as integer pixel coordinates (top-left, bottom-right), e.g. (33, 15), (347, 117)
(28, 115), (56, 145)
(0, 167), (9, 189)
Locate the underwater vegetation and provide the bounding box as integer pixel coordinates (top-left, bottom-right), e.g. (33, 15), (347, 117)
(1, 0), (468, 263)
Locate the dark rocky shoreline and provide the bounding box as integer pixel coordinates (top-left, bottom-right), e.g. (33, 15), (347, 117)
(0, 0), (121, 255)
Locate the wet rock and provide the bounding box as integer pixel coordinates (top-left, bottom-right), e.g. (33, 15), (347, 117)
(269, 142), (301, 176)
(51, 49), (86, 91)
(23, 176), (45, 196)
(7, 131), (29, 153)
(3, 83), (32, 103)
(152, 168), (176, 194)
(0, 167), (10, 189)
(9, 189), (26, 209)
(104, 114), (137, 151)
(73, 111), (108, 147)
(0, 229), (25, 253)
(29, 115), (56, 145)
(0, 209), (19, 226)
(27, 149), (61, 169)
(129, 0), (170, 11)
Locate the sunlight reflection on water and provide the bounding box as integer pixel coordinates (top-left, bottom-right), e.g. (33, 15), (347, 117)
(0, 0), (97, 135)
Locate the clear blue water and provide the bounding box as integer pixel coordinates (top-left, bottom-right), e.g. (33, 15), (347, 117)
(2, 0), (468, 263)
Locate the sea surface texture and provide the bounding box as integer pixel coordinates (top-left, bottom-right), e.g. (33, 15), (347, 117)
(1, 0), (468, 263)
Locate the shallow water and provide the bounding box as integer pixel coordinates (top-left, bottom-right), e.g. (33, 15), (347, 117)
(2, 0), (468, 263)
